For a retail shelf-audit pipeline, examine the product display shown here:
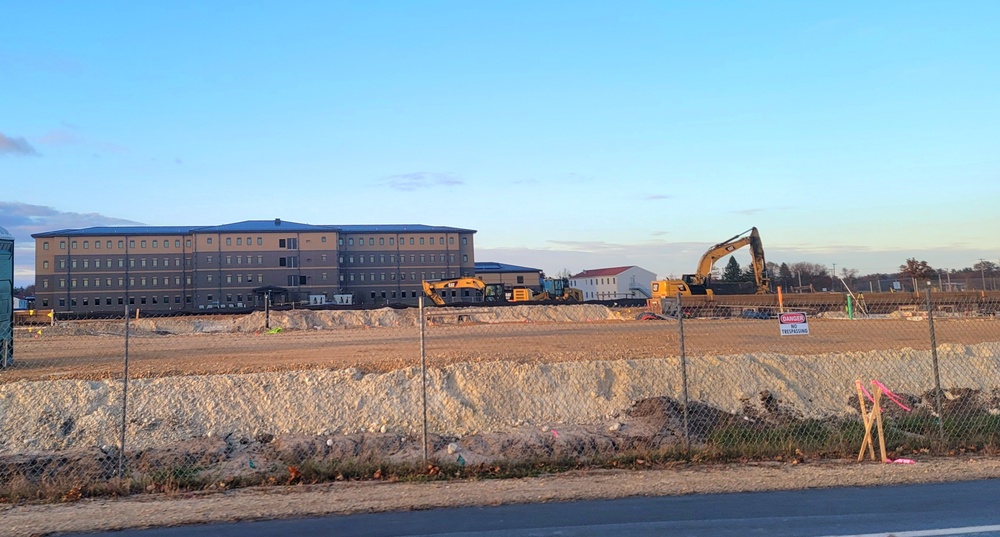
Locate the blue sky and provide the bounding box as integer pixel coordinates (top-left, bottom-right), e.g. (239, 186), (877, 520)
(2, 1), (998, 287)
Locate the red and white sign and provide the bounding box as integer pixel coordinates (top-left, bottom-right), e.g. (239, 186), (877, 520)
(779, 312), (809, 336)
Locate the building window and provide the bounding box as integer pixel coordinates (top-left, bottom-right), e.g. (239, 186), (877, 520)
(186, 239), (192, 248)
(141, 240), (146, 248)
(338, 238), (344, 246)
(226, 237), (232, 246)
(119, 240), (125, 249)
(322, 272), (328, 280)
(321, 236), (327, 243)
(449, 237), (455, 245)
(462, 254), (468, 262)
(348, 238), (354, 246)
(83, 241), (89, 249)
(517, 276), (524, 284)
(207, 237), (213, 245)
(152, 240), (158, 248)
(420, 238), (425, 245)
(379, 237), (384, 245)
(95, 241), (101, 249)
(72, 241), (77, 249)
(43, 242), (49, 250)
(409, 238), (414, 245)
(257, 237), (262, 245)
(429, 238), (434, 245)
(389, 237), (394, 245)
(462, 237), (468, 245)
(175, 240), (181, 248)
(226, 256), (232, 265)
(369, 238), (374, 246)
(43, 260), (49, 269)
(237, 238), (242, 246)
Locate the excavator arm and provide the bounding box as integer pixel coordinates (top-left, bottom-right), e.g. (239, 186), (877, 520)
(422, 277), (507, 305)
(651, 227), (770, 299)
(686, 227), (770, 294)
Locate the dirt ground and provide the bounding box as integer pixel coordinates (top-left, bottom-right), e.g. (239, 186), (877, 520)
(8, 309), (1000, 383)
(4, 456), (1000, 537)
(3, 307), (1000, 535)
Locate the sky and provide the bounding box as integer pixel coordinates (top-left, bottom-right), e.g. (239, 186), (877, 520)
(2, 1), (999, 288)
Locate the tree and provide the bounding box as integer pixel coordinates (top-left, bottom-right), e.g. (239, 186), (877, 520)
(899, 258), (936, 280)
(722, 256), (743, 281)
(973, 260), (998, 274)
(555, 268), (572, 279)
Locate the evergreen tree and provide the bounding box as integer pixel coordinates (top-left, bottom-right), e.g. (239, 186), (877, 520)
(722, 256), (743, 281)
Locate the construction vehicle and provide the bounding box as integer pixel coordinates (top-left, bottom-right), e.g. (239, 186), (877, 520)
(510, 278), (584, 302)
(421, 278), (506, 306)
(651, 227), (770, 298)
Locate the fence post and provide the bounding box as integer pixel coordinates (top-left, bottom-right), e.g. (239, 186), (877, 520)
(119, 304), (131, 479)
(925, 289), (945, 441)
(677, 292), (690, 451)
(419, 296), (428, 462)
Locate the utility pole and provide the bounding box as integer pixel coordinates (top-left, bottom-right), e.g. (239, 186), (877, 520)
(832, 263), (837, 292)
(980, 259), (987, 291)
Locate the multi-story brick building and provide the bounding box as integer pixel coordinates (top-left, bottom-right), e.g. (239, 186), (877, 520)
(31, 219), (476, 312)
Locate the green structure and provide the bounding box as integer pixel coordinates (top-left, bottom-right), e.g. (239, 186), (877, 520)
(0, 226), (12, 367)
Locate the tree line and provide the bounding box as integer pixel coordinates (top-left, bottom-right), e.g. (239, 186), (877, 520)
(719, 257), (1000, 293)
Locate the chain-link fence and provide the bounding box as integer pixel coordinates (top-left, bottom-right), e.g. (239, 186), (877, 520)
(2, 292), (999, 499)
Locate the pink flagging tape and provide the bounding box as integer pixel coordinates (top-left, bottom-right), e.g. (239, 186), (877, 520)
(872, 380), (912, 412)
(860, 381), (911, 412)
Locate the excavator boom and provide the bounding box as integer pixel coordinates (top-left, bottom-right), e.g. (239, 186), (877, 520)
(421, 277), (506, 305)
(651, 227), (770, 298)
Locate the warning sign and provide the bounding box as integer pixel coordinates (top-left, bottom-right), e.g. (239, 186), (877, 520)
(779, 312), (810, 336)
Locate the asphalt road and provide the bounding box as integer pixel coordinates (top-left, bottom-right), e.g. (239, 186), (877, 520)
(66, 479), (1000, 537)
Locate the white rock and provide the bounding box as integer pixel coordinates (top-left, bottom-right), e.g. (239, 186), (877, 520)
(609, 423), (622, 432)
(326, 438), (334, 446)
(447, 442), (459, 454)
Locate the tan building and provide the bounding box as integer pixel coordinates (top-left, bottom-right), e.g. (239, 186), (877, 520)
(474, 262), (543, 291)
(32, 219), (476, 313)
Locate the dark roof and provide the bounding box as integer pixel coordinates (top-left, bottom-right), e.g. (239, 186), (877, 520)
(571, 266), (637, 278)
(201, 220), (330, 233)
(32, 220), (476, 238)
(32, 226), (202, 238)
(338, 224), (476, 233)
(475, 261), (542, 273)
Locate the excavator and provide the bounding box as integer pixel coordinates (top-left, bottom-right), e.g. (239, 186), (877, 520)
(421, 277), (507, 306)
(651, 227), (770, 298)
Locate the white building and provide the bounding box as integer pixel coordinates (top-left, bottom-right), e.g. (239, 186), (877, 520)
(569, 266), (657, 301)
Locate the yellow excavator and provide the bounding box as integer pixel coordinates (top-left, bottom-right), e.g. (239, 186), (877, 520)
(651, 227), (770, 298)
(421, 277), (507, 306)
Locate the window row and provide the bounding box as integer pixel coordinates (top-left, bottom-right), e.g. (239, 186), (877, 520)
(206, 236), (265, 246)
(204, 255), (267, 265)
(53, 239), (193, 251)
(339, 236), (467, 247)
(206, 274), (266, 284)
(56, 276), (193, 288)
(342, 253), (467, 265)
(340, 271), (457, 282)
(55, 295), (191, 307)
(51, 257), (187, 270)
